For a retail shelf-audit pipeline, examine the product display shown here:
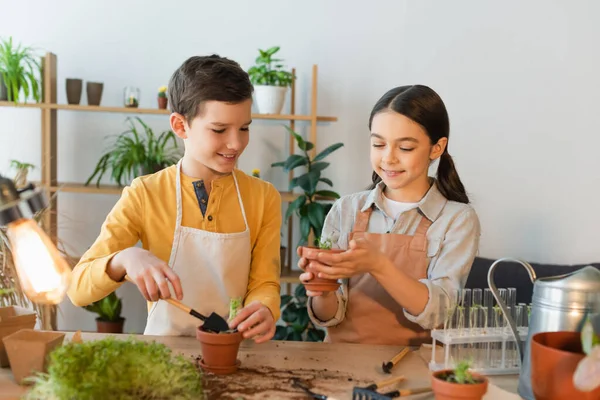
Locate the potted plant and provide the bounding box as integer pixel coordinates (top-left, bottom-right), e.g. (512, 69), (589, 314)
(271, 126), (344, 246)
(247, 46), (294, 114)
(3, 329), (65, 384)
(0, 36), (41, 103)
(9, 160), (35, 189)
(82, 292), (125, 333)
(195, 297), (244, 375)
(251, 168), (260, 178)
(299, 237), (343, 292)
(274, 284), (325, 342)
(431, 360), (488, 400)
(85, 116), (181, 187)
(157, 85), (168, 109)
(24, 336), (203, 398)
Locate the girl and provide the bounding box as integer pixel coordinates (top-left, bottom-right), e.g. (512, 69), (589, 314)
(300, 85), (480, 346)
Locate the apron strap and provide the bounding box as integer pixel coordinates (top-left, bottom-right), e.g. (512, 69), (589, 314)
(410, 214), (432, 252)
(352, 206), (373, 233)
(231, 171), (249, 231)
(175, 160), (184, 228)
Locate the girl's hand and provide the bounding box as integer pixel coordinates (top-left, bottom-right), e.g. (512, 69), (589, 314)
(310, 238), (388, 279)
(228, 301), (275, 344)
(296, 247), (332, 298)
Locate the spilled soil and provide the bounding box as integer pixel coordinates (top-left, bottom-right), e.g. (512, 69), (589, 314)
(193, 355), (358, 399)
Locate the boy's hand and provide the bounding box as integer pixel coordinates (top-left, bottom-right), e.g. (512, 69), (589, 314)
(297, 247), (331, 298)
(228, 300), (275, 343)
(109, 248), (183, 302)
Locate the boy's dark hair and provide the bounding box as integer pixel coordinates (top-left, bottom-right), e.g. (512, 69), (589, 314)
(168, 55), (253, 123)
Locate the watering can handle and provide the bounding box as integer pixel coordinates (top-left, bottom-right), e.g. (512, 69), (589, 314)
(487, 257), (536, 363)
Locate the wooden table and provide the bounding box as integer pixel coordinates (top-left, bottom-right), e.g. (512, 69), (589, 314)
(0, 332), (521, 399)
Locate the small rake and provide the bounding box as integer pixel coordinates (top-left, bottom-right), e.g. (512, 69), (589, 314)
(352, 375), (431, 400)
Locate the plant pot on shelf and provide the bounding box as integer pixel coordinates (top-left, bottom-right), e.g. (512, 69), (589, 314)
(196, 326), (243, 375)
(531, 331), (600, 400)
(0, 306), (37, 367)
(431, 369), (488, 400)
(2, 329), (65, 384)
(66, 78), (82, 105)
(158, 96), (168, 109)
(96, 317), (125, 333)
(254, 85), (287, 114)
(86, 82), (103, 106)
(298, 246), (343, 292)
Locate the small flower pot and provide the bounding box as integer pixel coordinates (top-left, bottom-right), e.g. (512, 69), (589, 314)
(86, 82), (103, 106)
(2, 329), (65, 384)
(157, 96), (168, 109)
(0, 306), (37, 367)
(66, 78), (82, 105)
(431, 369), (488, 400)
(298, 246), (343, 292)
(96, 317), (125, 333)
(253, 85), (287, 114)
(196, 326), (243, 375)
(531, 331), (600, 400)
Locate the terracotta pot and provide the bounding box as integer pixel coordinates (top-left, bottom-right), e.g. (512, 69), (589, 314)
(531, 331), (600, 400)
(0, 306), (37, 367)
(3, 329), (65, 384)
(86, 82), (103, 106)
(66, 78), (82, 105)
(196, 326), (243, 375)
(431, 369), (488, 400)
(158, 96), (168, 109)
(96, 317), (124, 333)
(298, 246), (343, 292)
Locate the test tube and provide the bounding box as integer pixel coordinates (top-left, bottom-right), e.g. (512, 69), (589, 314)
(470, 289), (483, 366)
(482, 288), (494, 368)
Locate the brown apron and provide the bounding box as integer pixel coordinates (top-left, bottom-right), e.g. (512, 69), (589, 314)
(326, 206), (432, 346)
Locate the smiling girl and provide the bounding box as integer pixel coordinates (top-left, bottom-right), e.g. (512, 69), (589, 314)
(300, 85), (481, 345)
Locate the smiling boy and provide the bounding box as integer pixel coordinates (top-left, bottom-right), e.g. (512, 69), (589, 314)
(67, 55), (282, 342)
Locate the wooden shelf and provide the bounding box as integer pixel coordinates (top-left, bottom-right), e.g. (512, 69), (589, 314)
(0, 101), (337, 122)
(280, 270), (301, 284)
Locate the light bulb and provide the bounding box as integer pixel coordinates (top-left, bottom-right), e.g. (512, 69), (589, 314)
(6, 218), (71, 304)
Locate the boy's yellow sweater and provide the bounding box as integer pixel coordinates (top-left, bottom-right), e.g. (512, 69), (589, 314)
(67, 165), (282, 321)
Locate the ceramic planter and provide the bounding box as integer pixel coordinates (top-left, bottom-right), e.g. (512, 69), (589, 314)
(299, 246), (343, 292)
(0, 306), (37, 367)
(86, 82), (103, 106)
(531, 331), (600, 400)
(196, 326), (243, 375)
(253, 85), (287, 114)
(3, 329), (65, 384)
(66, 78), (82, 105)
(158, 96), (168, 109)
(431, 369), (488, 400)
(96, 317), (124, 333)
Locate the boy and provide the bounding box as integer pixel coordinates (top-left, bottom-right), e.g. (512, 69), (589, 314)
(68, 55), (282, 343)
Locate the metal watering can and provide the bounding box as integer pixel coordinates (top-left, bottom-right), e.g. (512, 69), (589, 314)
(487, 257), (600, 400)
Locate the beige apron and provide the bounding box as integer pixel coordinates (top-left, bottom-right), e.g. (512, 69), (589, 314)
(327, 206), (432, 346)
(144, 161), (251, 336)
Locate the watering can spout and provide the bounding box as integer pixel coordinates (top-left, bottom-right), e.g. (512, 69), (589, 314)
(487, 257), (536, 363)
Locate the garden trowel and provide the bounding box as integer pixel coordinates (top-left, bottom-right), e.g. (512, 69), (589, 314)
(124, 275), (230, 332)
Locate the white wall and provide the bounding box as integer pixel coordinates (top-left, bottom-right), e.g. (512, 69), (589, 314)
(1, 0), (599, 333)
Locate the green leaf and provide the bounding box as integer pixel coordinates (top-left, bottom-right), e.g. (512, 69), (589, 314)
(319, 177), (333, 187)
(313, 143), (344, 162)
(315, 190), (340, 199)
(288, 177), (299, 191)
(310, 162), (329, 173)
(294, 284), (307, 303)
(299, 141), (314, 152)
(306, 202), (325, 235)
(285, 195), (306, 220)
(284, 126), (305, 148)
(284, 154), (308, 171)
(297, 170), (320, 194)
(271, 161), (285, 168)
(307, 329), (326, 342)
(289, 331), (303, 341)
(280, 294), (293, 305)
(282, 303), (298, 323)
(294, 308), (309, 332)
(300, 217), (311, 244)
(274, 325), (287, 340)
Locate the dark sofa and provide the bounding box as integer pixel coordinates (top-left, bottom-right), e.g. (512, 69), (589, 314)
(464, 257), (600, 305)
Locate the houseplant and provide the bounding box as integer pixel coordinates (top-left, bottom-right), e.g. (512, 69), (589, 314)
(299, 236), (343, 292)
(274, 284), (325, 342)
(431, 360), (488, 400)
(158, 85), (168, 109)
(24, 336), (203, 399)
(9, 160), (35, 189)
(248, 46), (294, 114)
(0, 36), (41, 103)
(85, 116), (181, 187)
(195, 297), (244, 375)
(82, 292), (125, 333)
(271, 126), (343, 246)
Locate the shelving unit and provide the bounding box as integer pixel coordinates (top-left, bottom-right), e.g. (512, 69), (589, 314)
(1, 52), (337, 295)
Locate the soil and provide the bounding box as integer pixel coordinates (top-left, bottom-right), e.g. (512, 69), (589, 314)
(194, 355), (358, 399)
(436, 371), (484, 384)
